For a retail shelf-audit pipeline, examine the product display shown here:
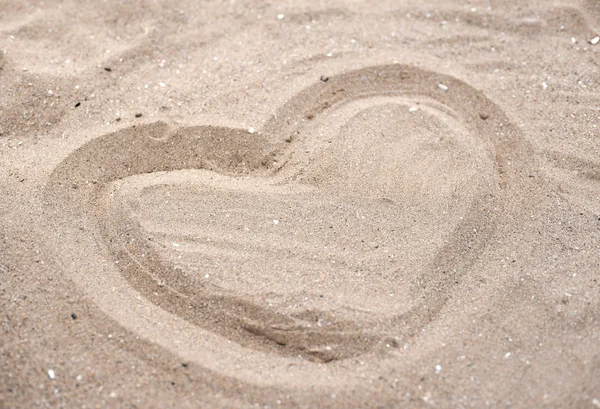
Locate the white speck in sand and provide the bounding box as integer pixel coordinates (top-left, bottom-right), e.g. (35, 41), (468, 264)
(438, 83), (448, 91)
(277, 14), (285, 20)
(273, 219), (280, 225)
(48, 369), (55, 380)
(248, 127), (255, 134)
(435, 364), (442, 374)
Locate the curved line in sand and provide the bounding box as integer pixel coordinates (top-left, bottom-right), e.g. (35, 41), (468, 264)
(45, 64), (536, 388)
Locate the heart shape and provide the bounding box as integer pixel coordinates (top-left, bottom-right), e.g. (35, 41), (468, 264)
(46, 64), (535, 384)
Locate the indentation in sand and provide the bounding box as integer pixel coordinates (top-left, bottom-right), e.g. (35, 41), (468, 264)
(45, 64), (536, 386)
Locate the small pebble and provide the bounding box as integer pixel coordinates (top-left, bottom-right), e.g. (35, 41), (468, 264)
(438, 83), (449, 91)
(248, 127), (255, 134)
(74, 102), (81, 108)
(589, 36), (600, 45)
(159, 82), (166, 87)
(135, 113), (143, 118)
(71, 313), (77, 320)
(277, 14), (285, 20)
(408, 106), (419, 112)
(48, 369), (55, 380)
(104, 67), (112, 72)
(435, 364), (442, 374)
(479, 112), (489, 120)
(273, 219), (279, 225)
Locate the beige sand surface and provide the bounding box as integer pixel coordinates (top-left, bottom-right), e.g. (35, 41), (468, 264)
(1, 1), (599, 407)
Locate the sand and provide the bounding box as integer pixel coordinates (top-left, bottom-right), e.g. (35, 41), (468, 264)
(1, 0), (600, 408)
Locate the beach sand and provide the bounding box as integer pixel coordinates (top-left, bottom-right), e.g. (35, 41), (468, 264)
(1, 1), (599, 407)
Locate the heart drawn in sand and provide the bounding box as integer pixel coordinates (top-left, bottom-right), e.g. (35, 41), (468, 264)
(46, 64), (535, 386)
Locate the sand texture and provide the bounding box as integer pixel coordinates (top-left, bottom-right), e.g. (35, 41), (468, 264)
(1, 1), (600, 408)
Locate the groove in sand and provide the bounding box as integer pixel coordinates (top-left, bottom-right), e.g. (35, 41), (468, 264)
(45, 64), (538, 387)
